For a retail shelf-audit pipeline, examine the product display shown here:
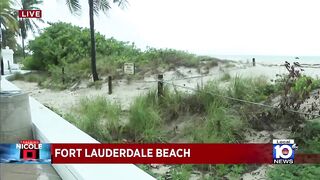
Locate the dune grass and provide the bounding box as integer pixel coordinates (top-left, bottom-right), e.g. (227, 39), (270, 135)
(227, 76), (273, 103)
(64, 96), (122, 142)
(61, 74), (319, 179)
(11, 72), (48, 85)
(126, 94), (163, 142)
(220, 73), (231, 81)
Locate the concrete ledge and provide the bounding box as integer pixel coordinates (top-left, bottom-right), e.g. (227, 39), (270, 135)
(1, 76), (154, 180)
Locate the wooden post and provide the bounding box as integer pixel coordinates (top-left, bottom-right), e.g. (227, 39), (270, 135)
(158, 74), (164, 98)
(7, 60), (11, 73)
(252, 58), (256, 66)
(61, 67), (65, 84)
(0, 59), (3, 75)
(108, 76), (112, 94)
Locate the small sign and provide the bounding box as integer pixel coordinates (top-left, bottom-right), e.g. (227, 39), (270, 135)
(18, 10), (42, 18)
(124, 63), (135, 75)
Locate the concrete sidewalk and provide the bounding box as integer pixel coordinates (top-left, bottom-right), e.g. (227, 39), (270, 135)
(1, 75), (61, 180)
(0, 164), (61, 180)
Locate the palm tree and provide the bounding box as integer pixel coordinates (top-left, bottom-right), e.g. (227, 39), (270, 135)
(17, 0), (44, 59)
(65, 0), (127, 81)
(0, 0), (18, 75)
(0, 0), (18, 30)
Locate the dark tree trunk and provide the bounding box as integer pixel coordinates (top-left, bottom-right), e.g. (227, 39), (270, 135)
(0, 23), (4, 75)
(88, 0), (99, 81)
(20, 20), (26, 59)
(21, 35), (25, 59)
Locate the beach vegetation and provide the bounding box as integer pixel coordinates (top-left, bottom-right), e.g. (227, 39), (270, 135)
(220, 72), (231, 81)
(64, 96), (123, 142)
(126, 94), (163, 142)
(22, 23), (221, 89)
(268, 121), (320, 179)
(18, 26), (320, 179)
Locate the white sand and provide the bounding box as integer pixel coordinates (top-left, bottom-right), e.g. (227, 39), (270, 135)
(12, 62), (320, 115)
(10, 63), (320, 180)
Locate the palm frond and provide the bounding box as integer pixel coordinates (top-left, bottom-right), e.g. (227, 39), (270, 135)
(93, 0), (111, 15)
(65, 0), (81, 15)
(1, 19), (18, 33)
(0, 11), (19, 32)
(91, 0), (128, 15)
(113, 0), (128, 9)
(31, 20), (42, 34)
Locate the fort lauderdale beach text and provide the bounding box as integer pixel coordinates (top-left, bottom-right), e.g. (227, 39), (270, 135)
(54, 148), (191, 158)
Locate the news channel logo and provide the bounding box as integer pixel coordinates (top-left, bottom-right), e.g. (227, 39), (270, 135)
(273, 139), (298, 164)
(0, 140), (51, 164)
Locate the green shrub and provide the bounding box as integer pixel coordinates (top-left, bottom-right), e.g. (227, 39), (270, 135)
(10, 72), (48, 85)
(268, 165), (320, 180)
(224, 63), (236, 68)
(26, 22), (142, 71)
(65, 97), (122, 142)
(45, 59), (90, 89)
(170, 165), (192, 180)
(190, 104), (244, 143)
(159, 88), (185, 121)
(127, 95), (162, 142)
(10, 72), (24, 80)
(294, 120), (320, 153)
(298, 121), (320, 142)
(312, 77), (320, 90)
(87, 80), (103, 89)
(24, 73), (46, 83)
(22, 56), (43, 70)
(206, 105), (244, 142)
(227, 76), (271, 103)
(96, 56), (122, 78)
(292, 75), (313, 97)
(142, 48), (202, 68)
(24, 22), (224, 88)
(220, 73), (231, 81)
(200, 81), (229, 109)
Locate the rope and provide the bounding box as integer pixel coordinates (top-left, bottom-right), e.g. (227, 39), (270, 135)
(162, 81), (320, 118)
(142, 74), (215, 83)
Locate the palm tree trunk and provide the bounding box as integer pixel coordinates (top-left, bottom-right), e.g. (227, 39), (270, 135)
(21, 34), (25, 59)
(20, 20), (26, 60)
(88, 0), (99, 81)
(0, 23), (4, 75)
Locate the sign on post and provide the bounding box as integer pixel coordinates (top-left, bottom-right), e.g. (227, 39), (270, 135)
(124, 63), (135, 75)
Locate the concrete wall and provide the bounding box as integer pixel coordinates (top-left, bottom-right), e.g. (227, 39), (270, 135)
(0, 76), (154, 180)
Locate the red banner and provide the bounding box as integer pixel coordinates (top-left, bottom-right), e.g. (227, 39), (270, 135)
(18, 10), (42, 18)
(51, 143), (272, 164)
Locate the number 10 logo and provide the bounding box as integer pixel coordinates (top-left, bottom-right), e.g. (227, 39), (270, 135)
(274, 145), (293, 159)
(273, 139), (296, 164)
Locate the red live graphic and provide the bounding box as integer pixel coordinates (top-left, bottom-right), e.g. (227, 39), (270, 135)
(18, 10), (42, 18)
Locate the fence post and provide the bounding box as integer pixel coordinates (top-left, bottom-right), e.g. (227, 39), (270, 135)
(7, 60), (11, 73)
(158, 74), (164, 98)
(61, 67), (65, 84)
(108, 76), (112, 94)
(252, 58), (256, 66)
(0, 59), (3, 75)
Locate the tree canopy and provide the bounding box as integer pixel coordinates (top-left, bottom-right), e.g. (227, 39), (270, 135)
(26, 22), (141, 70)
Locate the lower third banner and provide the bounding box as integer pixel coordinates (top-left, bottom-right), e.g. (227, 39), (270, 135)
(51, 143), (272, 164)
(1, 140), (319, 164)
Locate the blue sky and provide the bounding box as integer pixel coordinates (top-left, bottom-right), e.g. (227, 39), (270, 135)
(29, 0), (320, 56)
